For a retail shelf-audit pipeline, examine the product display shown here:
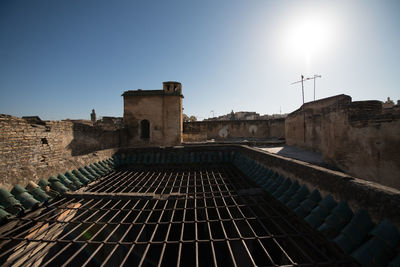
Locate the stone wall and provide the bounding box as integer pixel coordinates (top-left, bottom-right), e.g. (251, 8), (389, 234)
(182, 132), (207, 142)
(235, 145), (400, 229)
(123, 92), (183, 146)
(183, 118), (285, 142)
(285, 95), (400, 189)
(0, 115), (121, 189)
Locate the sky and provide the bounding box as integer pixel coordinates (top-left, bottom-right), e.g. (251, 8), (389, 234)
(1, 0), (399, 121)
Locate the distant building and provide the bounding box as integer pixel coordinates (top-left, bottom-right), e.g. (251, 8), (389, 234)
(383, 97), (395, 109)
(205, 111), (286, 121)
(230, 110), (235, 120)
(90, 109), (96, 123)
(234, 111), (259, 120)
(259, 114), (288, 119)
(96, 116), (124, 130)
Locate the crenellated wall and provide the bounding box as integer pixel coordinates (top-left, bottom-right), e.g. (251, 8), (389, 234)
(285, 95), (400, 189)
(0, 115), (122, 189)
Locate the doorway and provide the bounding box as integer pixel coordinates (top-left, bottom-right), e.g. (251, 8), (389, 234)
(140, 120), (150, 140)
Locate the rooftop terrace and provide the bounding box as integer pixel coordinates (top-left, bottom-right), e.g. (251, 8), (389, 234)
(0, 146), (399, 266)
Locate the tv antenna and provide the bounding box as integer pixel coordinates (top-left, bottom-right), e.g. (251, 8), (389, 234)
(291, 74), (322, 143)
(291, 74), (322, 102)
(311, 74), (322, 101)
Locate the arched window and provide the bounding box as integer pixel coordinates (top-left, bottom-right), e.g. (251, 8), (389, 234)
(140, 120), (150, 139)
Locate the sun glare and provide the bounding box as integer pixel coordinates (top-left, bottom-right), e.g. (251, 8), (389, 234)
(292, 19), (328, 55)
(282, 13), (337, 65)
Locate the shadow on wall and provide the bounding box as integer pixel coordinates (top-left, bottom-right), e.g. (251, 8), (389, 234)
(66, 122), (124, 156)
(272, 146), (342, 172)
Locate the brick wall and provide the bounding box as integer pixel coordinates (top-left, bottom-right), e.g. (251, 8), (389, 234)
(0, 115), (121, 189)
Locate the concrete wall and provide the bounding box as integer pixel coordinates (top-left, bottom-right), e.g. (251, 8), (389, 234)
(123, 94), (182, 146)
(285, 95), (400, 189)
(183, 118), (285, 142)
(0, 115), (121, 189)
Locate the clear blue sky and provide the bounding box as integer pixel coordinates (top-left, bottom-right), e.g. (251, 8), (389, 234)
(1, 0), (399, 120)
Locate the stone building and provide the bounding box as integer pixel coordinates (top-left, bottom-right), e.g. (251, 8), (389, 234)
(383, 97), (395, 109)
(122, 81), (183, 146)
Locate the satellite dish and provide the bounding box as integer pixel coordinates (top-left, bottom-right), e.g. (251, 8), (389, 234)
(219, 127), (228, 138)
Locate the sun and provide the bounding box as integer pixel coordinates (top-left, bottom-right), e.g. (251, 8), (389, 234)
(293, 19), (327, 54)
(283, 14), (335, 63)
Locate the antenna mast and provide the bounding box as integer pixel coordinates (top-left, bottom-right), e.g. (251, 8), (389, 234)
(290, 74), (322, 143)
(291, 75), (305, 105)
(312, 74), (322, 101)
(291, 74), (322, 102)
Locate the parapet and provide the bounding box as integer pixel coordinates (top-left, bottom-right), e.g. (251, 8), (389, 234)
(163, 81), (182, 94)
(122, 81), (183, 97)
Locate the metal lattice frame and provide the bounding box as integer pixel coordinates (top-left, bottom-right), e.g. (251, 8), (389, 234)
(0, 164), (356, 266)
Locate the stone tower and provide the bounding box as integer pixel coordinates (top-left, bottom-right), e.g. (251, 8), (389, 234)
(90, 109), (96, 123)
(122, 81), (183, 146)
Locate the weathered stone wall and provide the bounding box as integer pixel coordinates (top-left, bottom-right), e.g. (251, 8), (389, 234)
(182, 132), (207, 142)
(123, 94), (183, 146)
(0, 115), (121, 189)
(183, 118), (285, 142)
(285, 95), (351, 151)
(285, 95), (400, 189)
(235, 145), (400, 229)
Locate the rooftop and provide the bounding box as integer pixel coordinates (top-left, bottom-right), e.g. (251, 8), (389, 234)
(0, 146), (399, 266)
(122, 89), (183, 97)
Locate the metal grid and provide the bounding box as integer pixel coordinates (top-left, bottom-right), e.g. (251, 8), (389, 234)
(0, 164), (356, 266)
